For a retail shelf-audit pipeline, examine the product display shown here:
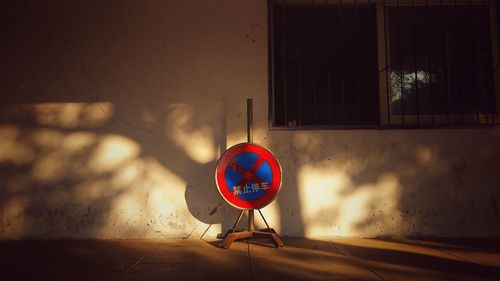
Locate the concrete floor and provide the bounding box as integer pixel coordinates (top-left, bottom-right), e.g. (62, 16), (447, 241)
(0, 238), (499, 281)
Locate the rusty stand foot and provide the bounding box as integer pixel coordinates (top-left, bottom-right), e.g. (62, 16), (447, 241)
(254, 228), (285, 248)
(222, 230), (253, 249)
(221, 210), (285, 249)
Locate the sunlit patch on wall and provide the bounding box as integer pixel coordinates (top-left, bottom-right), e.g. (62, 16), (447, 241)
(256, 200), (281, 232)
(31, 129), (65, 149)
(293, 132), (323, 152)
(298, 163), (350, 237)
(142, 108), (156, 123)
(144, 158), (187, 214)
(0, 126), (36, 165)
(165, 104), (216, 164)
(25, 129), (98, 183)
(417, 146), (432, 164)
(299, 163), (403, 237)
(0, 110), (221, 238)
(89, 134), (140, 173)
(110, 159), (144, 187)
(226, 131), (246, 147)
(101, 157), (194, 237)
(1, 102), (114, 128)
(31, 150), (68, 183)
(35, 102), (114, 128)
(73, 179), (114, 201)
(0, 196), (29, 238)
(62, 132), (96, 152)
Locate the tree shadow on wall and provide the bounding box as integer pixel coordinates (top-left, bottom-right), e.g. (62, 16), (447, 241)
(0, 97), (244, 239)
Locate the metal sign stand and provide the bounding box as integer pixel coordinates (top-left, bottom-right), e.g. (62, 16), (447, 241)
(221, 99), (284, 249)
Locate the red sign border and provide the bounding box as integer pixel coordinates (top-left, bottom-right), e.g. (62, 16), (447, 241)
(215, 143), (282, 210)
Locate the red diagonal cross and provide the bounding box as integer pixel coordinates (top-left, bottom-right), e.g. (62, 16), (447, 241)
(229, 157), (265, 188)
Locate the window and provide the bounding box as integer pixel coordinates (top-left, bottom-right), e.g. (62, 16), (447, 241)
(269, 0), (500, 128)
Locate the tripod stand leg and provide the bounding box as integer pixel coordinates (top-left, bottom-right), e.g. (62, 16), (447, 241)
(222, 209), (285, 249)
(223, 210), (245, 239)
(231, 210), (245, 232)
(222, 230), (253, 249)
(257, 209), (271, 230)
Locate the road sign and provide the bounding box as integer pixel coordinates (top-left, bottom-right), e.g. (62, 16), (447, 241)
(215, 143), (282, 210)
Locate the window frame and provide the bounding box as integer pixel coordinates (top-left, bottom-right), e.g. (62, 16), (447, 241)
(268, 0), (500, 130)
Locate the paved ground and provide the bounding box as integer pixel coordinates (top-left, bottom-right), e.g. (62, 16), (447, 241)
(0, 237), (499, 281)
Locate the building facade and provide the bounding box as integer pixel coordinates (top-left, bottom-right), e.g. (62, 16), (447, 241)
(0, 0), (499, 239)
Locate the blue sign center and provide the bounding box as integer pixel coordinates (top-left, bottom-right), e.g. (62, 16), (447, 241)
(224, 152), (273, 200)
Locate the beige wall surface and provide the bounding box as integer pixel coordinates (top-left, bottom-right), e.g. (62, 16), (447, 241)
(1, 0), (499, 239)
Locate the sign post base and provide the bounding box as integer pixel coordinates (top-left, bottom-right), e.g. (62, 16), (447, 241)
(217, 99), (284, 249)
(221, 209), (284, 249)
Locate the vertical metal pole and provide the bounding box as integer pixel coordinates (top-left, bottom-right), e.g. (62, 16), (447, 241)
(247, 98), (253, 143)
(247, 98), (255, 231)
(249, 209), (255, 231)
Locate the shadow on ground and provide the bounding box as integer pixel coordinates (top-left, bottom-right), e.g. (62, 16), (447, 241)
(0, 238), (499, 281)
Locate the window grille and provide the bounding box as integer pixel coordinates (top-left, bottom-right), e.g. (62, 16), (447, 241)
(268, 0), (500, 129)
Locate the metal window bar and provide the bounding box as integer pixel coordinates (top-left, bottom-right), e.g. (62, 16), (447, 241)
(455, 0), (465, 124)
(397, 0), (405, 125)
(425, 0), (435, 125)
(268, 0), (275, 128)
(326, 0), (333, 124)
(269, 0), (500, 129)
(384, 0), (392, 126)
(312, 0), (317, 124)
(355, 0), (361, 125)
(441, 0), (451, 124)
(412, 0), (420, 124)
(340, 0), (347, 125)
(472, 0), (480, 124)
(369, 0), (377, 124)
(282, 0), (288, 126)
(297, 0), (303, 126)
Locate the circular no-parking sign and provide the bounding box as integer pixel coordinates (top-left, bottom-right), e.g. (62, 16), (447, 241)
(215, 143), (282, 210)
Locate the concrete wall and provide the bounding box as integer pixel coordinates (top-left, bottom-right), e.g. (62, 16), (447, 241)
(1, 0), (499, 239)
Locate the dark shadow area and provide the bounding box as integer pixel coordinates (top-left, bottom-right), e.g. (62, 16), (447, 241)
(331, 238), (500, 280)
(1, 0), (500, 246)
(407, 237), (500, 253)
(1, 238), (500, 281)
(0, 239), (159, 281)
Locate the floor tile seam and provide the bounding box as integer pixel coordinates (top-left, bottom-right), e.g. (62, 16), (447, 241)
(329, 239), (387, 281)
(409, 238), (474, 264)
(247, 240), (253, 281)
(116, 243), (161, 281)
